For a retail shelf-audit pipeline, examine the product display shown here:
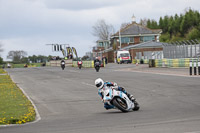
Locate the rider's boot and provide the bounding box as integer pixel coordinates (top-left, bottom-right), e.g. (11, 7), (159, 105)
(118, 87), (135, 102)
(126, 93), (135, 102)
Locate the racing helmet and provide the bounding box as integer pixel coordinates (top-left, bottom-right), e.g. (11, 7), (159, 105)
(95, 78), (104, 89)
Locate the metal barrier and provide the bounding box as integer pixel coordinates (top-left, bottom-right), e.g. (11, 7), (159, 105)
(132, 59), (149, 64)
(154, 58), (193, 68)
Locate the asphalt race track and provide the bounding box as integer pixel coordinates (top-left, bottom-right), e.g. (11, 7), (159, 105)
(1, 64), (200, 133)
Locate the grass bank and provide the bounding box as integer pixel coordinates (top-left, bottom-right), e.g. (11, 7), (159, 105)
(0, 69), (36, 125)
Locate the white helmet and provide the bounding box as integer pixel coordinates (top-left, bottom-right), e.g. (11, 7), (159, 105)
(95, 78), (104, 89)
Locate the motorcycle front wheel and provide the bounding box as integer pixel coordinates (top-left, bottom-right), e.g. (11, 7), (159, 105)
(133, 100), (140, 111)
(95, 67), (99, 72)
(112, 97), (128, 112)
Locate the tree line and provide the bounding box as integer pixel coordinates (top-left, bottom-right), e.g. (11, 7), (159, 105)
(0, 50), (53, 64)
(145, 8), (200, 42)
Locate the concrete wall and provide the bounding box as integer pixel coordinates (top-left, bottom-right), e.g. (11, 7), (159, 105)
(50, 60), (72, 67)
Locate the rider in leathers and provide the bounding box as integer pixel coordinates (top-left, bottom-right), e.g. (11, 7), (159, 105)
(95, 78), (135, 110)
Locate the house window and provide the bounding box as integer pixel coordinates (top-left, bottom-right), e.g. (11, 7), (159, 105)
(143, 36), (155, 42)
(140, 37), (143, 42)
(121, 37), (130, 43)
(130, 37), (134, 43)
(98, 42), (103, 47)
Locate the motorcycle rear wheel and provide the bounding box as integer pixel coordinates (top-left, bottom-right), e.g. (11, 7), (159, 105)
(112, 97), (128, 112)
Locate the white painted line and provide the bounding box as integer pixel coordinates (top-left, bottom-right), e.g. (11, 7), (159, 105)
(81, 82), (95, 87)
(68, 70), (80, 73)
(184, 131), (200, 133)
(133, 117), (200, 127)
(115, 69), (200, 78)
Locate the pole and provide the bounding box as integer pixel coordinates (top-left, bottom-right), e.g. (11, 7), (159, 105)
(190, 60), (192, 75)
(198, 60), (200, 75)
(119, 29), (121, 49)
(194, 60), (197, 75)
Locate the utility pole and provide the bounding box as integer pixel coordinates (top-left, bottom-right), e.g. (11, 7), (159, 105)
(119, 29), (122, 49)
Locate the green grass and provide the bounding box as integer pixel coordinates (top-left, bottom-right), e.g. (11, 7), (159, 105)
(0, 69), (6, 74)
(0, 73), (36, 125)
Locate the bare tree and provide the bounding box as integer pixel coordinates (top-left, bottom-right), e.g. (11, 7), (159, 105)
(7, 50), (27, 62)
(139, 18), (148, 26)
(92, 19), (115, 40)
(120, 22), (131, 30)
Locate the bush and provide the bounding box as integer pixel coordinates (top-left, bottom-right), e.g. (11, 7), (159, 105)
(186, 27), (200, 40)
(160, 33), (170, 42)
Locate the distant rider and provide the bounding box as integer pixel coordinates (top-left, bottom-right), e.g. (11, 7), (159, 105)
(94, 57), (100, 66)
(95, 78), (135, 110)
(61, 59), (65, 65)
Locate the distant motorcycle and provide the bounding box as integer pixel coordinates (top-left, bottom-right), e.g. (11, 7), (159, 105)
(94, 61), (100, 72)
(77, 61), (83, 69)
(102, 86), (140, 112)
(61, 61), (65, 70)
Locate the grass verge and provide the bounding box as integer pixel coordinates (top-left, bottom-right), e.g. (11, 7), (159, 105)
(0, 69), (6, 74)
(0, 69), (36, 125)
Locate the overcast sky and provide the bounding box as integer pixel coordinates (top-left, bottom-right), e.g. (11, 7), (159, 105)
(0, 0), (200, 60)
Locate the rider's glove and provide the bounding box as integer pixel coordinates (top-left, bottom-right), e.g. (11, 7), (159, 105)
(113, 82), (118, 86)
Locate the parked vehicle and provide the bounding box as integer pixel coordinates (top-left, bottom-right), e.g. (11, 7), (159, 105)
(117, 50), (131, 64)
(101, 86), (140, 112)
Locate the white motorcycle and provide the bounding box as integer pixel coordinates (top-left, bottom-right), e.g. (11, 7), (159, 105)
(102, 86), (140, 112)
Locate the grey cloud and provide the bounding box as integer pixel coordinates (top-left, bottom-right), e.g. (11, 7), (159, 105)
(44, 0), (131, 10)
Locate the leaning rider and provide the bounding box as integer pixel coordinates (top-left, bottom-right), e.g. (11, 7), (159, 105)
(95, 78), (135, 110)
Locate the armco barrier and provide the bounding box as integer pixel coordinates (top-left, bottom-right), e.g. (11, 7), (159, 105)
(72, 61), (94, 68)
(133, 58), (199, 68)
(132, 59), (149, 64)
(50, 60), (72, 67)
(154, 58), (197, 68)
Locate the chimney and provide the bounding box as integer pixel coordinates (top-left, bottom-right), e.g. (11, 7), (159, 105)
(132, 14), (136, 23)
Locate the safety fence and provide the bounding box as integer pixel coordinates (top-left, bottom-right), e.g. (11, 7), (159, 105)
(163, 40), (200, 59)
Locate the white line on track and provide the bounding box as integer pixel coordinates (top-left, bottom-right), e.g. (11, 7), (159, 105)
(81, 82), (95, 87)
(68, 70), (80, 73)
(132, 117), (200, 127)
(184, 131), (200, 133)
(114, 69), (200, 78)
